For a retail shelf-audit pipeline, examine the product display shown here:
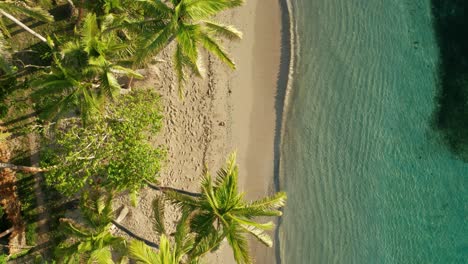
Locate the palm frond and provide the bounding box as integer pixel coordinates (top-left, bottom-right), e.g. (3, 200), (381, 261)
(152, 196), (167, 236)
(96, 195), (107, 215)
(89, 248), (114, 264)
(225, 224), (251, 264)
(80, 191), (114, 228)
(184, 0), (244, 20)
(240, 224), (272, 247)
(203, 20), (242, 40)
(230, 206), (282, 218)
(246, 191), (287, 213)
(0, 2), (54, 22)
(189, 212), (216, 236)
(159, 234), (178, 264)
(0, 16), (11, 37)
(139, 0), (173, 19)
(81, 13), (100, 55)
(173, 44), (186, 97)
(136, 26), (173, 65)
(188, 226), (222, 259)
(128, 240), (159, 264)
(164, 189), (200, 208)
(201, 173), (220, 211)
(230, 216), (275, 231)
(177, 24), (199, 62)
(174, 211), (190, 247)
(101, 70), (121, 100)
(32, 78), (73, 91)
(229, 215), (275, 247)
(185, 51), (205, 78)
(110, 65), (144, 78)
(212, 154), (241, 211)
(197, 31), (235, 69)
(60, 218), (93, 238)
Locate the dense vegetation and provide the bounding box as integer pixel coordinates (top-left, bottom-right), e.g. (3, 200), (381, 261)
(0, 1), (286, 263)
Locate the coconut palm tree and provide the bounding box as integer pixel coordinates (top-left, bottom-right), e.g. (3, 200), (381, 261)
(128, 196), (201, 264)
(131, 0), (244, 96)
(32, 13), (142, 121)
(165, 153), (287, 264)
(55, 191), (127, 263)
(0, 0), (53, 42)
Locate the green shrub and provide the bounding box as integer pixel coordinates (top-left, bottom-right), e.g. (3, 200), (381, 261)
(26, 222), (38, 246)
(45, 90), (165, 195)
(0, 254), (7, 264)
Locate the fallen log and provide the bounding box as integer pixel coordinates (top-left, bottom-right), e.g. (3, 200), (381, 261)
(0, 163), (46, 173)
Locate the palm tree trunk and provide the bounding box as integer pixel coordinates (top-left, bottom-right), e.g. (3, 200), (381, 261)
(144, 179), (201, 197)
(0, 9), (47, 43)
(65, 0), (76, 16)
(0, 227), (14, 238)
(0, 162), (46, 173)
(76, 0), (84, 24)
(66, 0), (75, 8)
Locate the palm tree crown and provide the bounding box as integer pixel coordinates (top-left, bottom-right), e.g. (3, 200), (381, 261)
(128, 196), (198, 264)
(166, 153), (287, 264)
(32, 13), (142, 121)
(133, 0), (244, 95)
(55, 191), (127, 263)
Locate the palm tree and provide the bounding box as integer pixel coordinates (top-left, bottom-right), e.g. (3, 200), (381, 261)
(32, 13), (142, 121)
(128, 196), (199, 264)
(131, 0), (244, 96)
(165, 154), (287, 264)
(0, 0), (53, 42)
(55, 191), (128, 263)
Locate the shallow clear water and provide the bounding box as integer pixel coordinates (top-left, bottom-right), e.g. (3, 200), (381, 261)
(279, 0), (468, 263)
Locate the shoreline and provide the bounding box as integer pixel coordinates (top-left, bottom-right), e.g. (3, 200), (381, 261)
(222, 0), (295, 263)
(274, 0), (297, 263)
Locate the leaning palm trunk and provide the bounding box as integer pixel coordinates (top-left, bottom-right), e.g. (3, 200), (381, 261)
(76, 0), (84, 24)
(144, 179), (201, 197)
(0, 227), (14, 238)
(0, 9), (47, 42)
(0, 162), (46, 173)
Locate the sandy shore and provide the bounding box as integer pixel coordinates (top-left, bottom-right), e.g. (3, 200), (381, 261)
(114, 1), (285, 263)
(222, 0), (283, 263)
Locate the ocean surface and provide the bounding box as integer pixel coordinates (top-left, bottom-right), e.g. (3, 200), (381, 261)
(278, 0), (468, 263)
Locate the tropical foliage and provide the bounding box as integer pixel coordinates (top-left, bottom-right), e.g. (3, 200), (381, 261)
(128, 0), (243, 95)
(0, 1), (289, 263)
(44, 90), (164, 195)
(165, 154), (287, 264)
(32, 13), (141, 121)
(129, 235), (178, 264)
(129, 157), (287, 264)
(128, 196), (198, 264)
(55, 191), (127, 263)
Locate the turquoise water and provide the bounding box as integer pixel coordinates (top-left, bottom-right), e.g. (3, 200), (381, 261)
(279, 0), (468, 263)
